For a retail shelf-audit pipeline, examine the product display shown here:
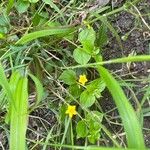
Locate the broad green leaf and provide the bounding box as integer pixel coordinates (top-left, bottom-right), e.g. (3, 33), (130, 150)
(86, 111), (103, 123)
(99, 66), (145, 149)
(73, 47), (91, 65)
(79, 79), (105, 108)
(29, 73), (44, 110)
(80, 90), (95, 108)
(79, 27), (96, 54)
(76, 120), (88, 138)
(10, 76), (28, 150)
(16, 0), (30, 13)
(16, 27), (74, 45)
(86, 78), (105, 93)
(69, 84), (82, 98)
(59, 70), (76, 85)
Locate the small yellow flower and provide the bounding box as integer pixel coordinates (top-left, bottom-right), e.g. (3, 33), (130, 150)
(79, 74), (88, 86)
(66, 105), (77, 118)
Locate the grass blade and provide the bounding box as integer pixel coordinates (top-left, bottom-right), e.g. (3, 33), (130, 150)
(16, 27), (74, 45)
(64, 55), (150, 69)
(10, 76), (28, 150)
(7, 0), (14, 14)
(0, 63), (13, 103)
(29, 73), (44, 111)
(99, 16), (123, 50)
(98, 66), (145, 148)
(5, 71), (21, 124)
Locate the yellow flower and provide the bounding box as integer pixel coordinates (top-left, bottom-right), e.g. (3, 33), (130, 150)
(79, 74), (88, 86)
(66, 105), (77, 118)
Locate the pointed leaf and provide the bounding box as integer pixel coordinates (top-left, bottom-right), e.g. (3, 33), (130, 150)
(29, 73), (44, 109)
(99, 66), (145, 149)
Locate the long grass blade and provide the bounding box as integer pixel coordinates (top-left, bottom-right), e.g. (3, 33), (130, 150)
(10, 76), (28, 150)
(64, 55), (150, 69)
(5, 71), (21, 124)
(98, 66), (145, 148)
(0, 63), (13, 103)
(16, 27), (74, 45)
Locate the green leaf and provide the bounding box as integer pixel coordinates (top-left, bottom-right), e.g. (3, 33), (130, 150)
(86, 78), (105, 93)
(96, 22), (108, 47)
(79, 79), (105, 108)
(76, 120), (88, 138)
(86, 111), (103, 144)
(10, 76), (28, 150)
(5, 71), (21, 124)
(73, 47), (91, 65)
(88, 130), (100, 144)
(16, 27), (74, 45)
(80, 90), (95, 108)
(86, 111), (103, 123)
(0, 63), (13, 104)
(7, 0), (14, 14)
(79, 27), (96, 54)
(28, 73), (44, 110)
(16, 0), (30, 13)
(99, 66), (145, 149)
(59, 70), (76, 85)
(69, 84), (82, 98)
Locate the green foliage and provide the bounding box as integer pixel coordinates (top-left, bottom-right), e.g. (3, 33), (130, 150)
(79, 27), (96, 54)
(99, 66), (145, 149)
(16, 0), (30, 13)
(29, 73), (44, 111)
(16, 28), (74, 44)
(76, 111), (103, 143)
(0, 62), (43, 150)
(96, 22), (108, 48)
(59, 70), (77, 85)
(10, 73), (28, 150)
(80, 78), (105, 108)
(73, 47), (91, 65)
(69, 84), (82, 98)
(80, 90), (96, 108)
(76, 120), (88, 138)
